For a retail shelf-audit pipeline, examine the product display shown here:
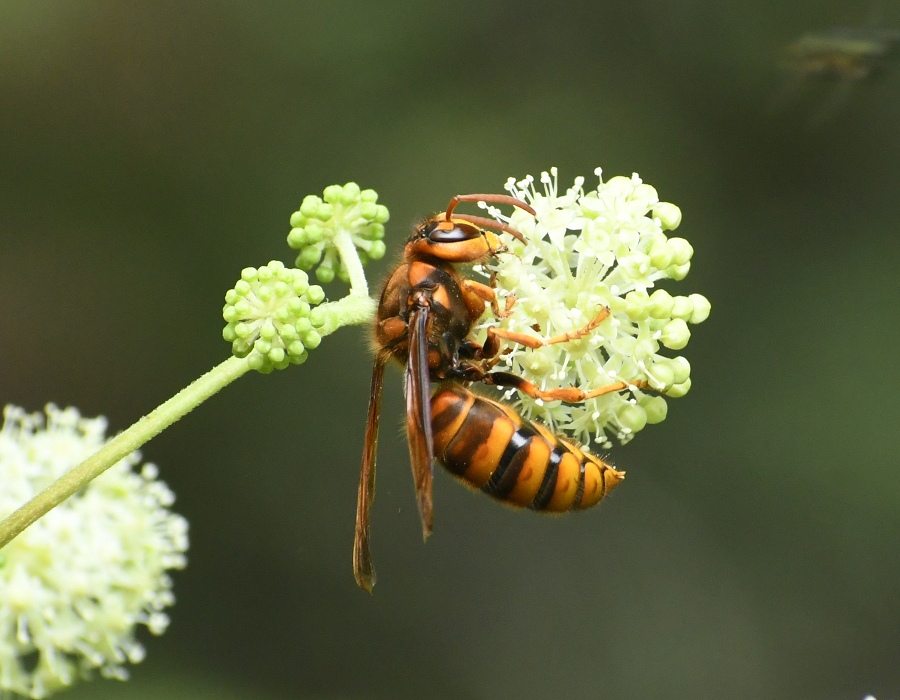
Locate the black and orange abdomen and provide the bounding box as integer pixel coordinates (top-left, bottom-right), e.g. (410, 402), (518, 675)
(430, 385), (624, 511)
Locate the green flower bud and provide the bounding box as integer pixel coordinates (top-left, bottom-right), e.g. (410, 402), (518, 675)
(287, 340), (306, 357)
(667, 378), (691, 398)
(667, 262), (691, 281)
(671, 295), (694, 321)
(660, 318), (691, 350)
(341, 182), (361, 203)
(670, 356), (691, 384)
(358, 201), (378, 220)
(297, 246), (322, 269)
(300, 196), (322, 218)
(624, 290), (650, 320)
(632, 183), (659, 205)
(369, 240), (387, 260)
(653, 202), (682, 230)
(307, 285), (325, 304)
(649, 238), (673, 269)
(304, 223), (324, 244)
(259, 320), (276, 340)
(303, 330), (322, 349)
(618, 404), (648, 434)
(648, 289), (675, 318)
(256, 285), (274, 303)
(309, 307), (326, 328)
(688, 293), (711, 324)
(316, 265), (335, 284)
(642, 396), (669, 424)
(322, 185), (343, 203)
(646, 360), (675, 389)
(316, 203), (335, 222)
(287, 298), (311, 317)
(289, 348), (309, 365)
(667, 237), (693, 265)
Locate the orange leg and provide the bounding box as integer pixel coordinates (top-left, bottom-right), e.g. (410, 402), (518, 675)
(484, 372), (652, 403)
(485, 306), (610, 350)
(488, 271), (517, 316)
(461, 279), (516, 319)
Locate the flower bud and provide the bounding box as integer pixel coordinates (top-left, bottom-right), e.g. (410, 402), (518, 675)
(617, 404), (648, 434)
(653, 202), (682, 230)
(642, 396), (669, 424)
(660, 318), (691, 349)
(648, 289), (675, 318)
(667, 378), (692, 397)
(688, 293), (711, 324)
(667, 237), (693, 265)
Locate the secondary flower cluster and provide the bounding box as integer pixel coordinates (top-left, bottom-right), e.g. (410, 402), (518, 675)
(479, 167), (711, 448)
(0, 404), (188, 699)
(222, 261), (325, 374)
(287, 182), (388, 284)
(224, 184), (388, 373)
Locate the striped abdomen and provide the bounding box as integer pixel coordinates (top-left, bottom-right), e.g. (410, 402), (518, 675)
(431, 385), (624, 511)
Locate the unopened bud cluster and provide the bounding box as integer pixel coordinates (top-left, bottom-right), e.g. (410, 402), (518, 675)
(481, 167), (711, 448)
(287, 182), (388, 283)
(222, 261), (325, 373)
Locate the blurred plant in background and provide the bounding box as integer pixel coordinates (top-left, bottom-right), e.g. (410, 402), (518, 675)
(0, 405), (187, 698)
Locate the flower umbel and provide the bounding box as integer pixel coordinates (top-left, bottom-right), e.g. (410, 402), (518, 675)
(287, 182), (389, 290)
(222, 260), (326, 374)
(0, 404), (188, 699)
(480, 167), (711, 448)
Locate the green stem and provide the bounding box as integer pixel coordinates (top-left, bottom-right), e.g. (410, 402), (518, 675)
(0, 355), (251, 550)
(332, 227), (369, 296)
(314, 293), (376, 337)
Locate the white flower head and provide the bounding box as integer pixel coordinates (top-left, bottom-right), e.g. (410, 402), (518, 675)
(478, 167), (711, 449)
(0, 404), (189, 698)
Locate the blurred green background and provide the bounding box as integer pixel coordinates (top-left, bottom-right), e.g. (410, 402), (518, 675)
(2, 1), (899, 698)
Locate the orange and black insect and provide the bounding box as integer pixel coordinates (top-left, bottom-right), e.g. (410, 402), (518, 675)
(353, 194), (639, 592)
(430, 384), (624, 512)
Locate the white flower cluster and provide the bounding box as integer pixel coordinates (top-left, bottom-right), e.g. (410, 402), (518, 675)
(0, 404), (188, 698)
(478, 167), (710, 449)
